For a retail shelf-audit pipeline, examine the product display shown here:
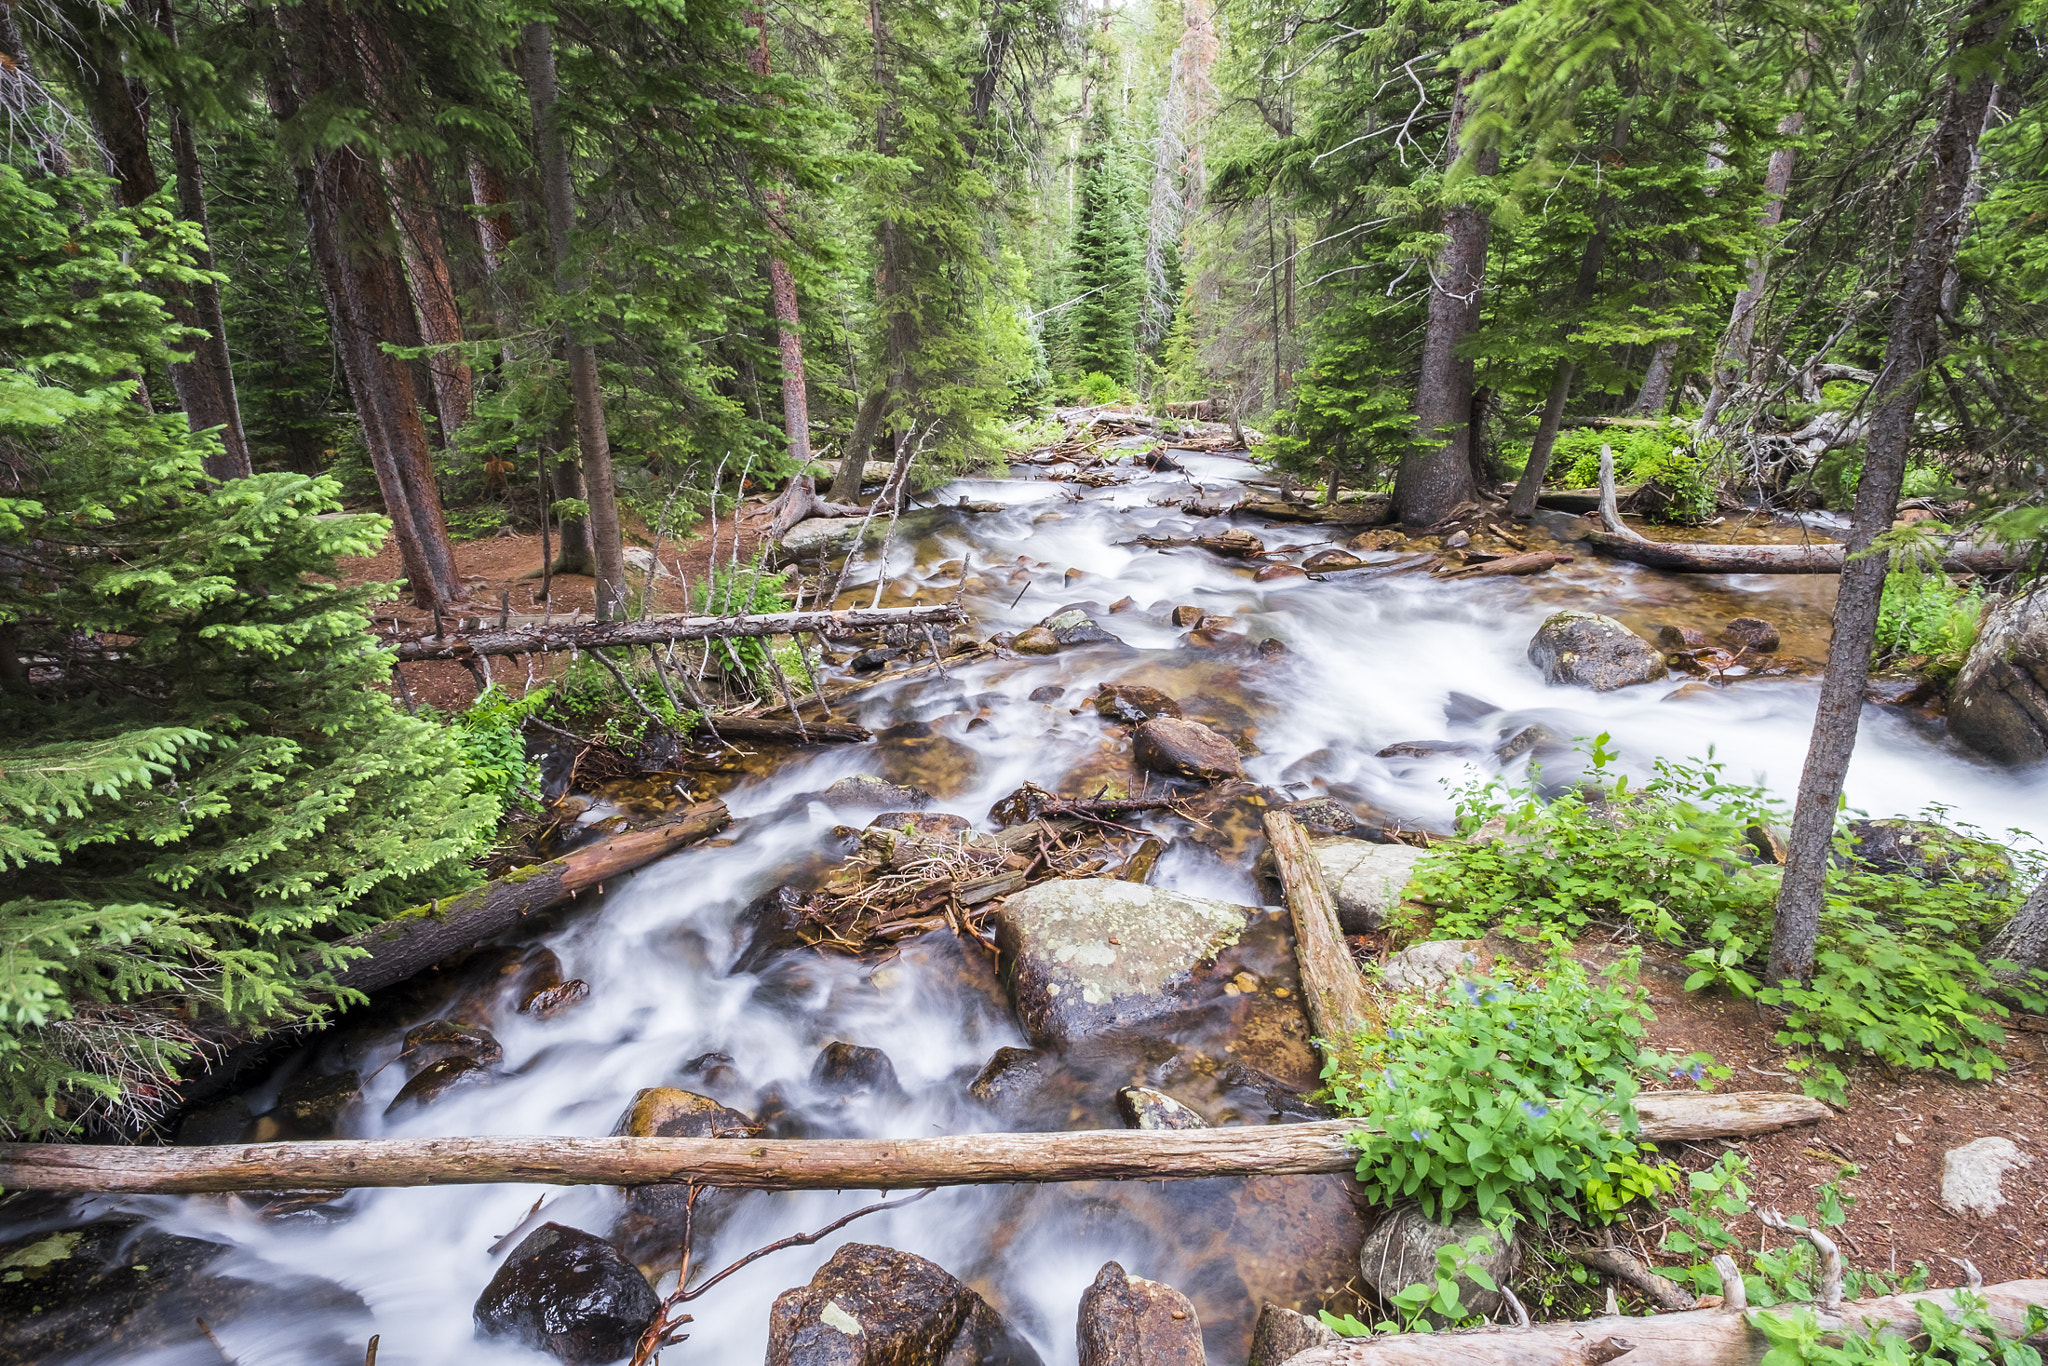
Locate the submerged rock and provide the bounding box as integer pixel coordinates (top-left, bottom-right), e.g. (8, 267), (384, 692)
(1308, 838), (1428, 934)
(1093, 682), (1186, 724)
(474, 1223), (660, 1365)
(1115, 1086), (1210, 1130)
(1134, 718), (1244, 781)
(764, 1242), (1041, 1366)
(1950, 589), (2048, 764)
(386, 1054), (493, 1114)
(1358, 1208), (1521, 1321)
(1527, 611), (1668, 691)
(992, 879), (1253, 1047)
(823, 775), (934, 811)
(1723, 615), (1781, 652)
(812, 1041), (906, 1099)
(1076, 1261), (1206, 1366)
(968, 1046), (1047, 1113)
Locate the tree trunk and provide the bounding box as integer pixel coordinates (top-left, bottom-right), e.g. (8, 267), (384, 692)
(829, 385), (894, 503)
(524, 21), (627, 618)
(393, 603), (964, 661)
(1398, 74), (1492, 528)
(387, 153), (473, 442)
(267, 1), (465, 608)
(1767, 2), (2005, 987)
(1984, 870), (2048, 986)
(1581, 530), (2013, 575)
(1700, 114), (1804, 428)
(1506, 104), (1635, 520)
(1632, 337), (1681, 418)
(0, 1091), (1828, 1195)
(748, 6), (811, 470)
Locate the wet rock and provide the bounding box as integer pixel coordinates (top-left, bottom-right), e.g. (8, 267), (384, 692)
(1723, 616), (1781, 652)
(0, 1218), (368, 1363)
(1199, 529), (1265, 559)
(258, 1069), (362, 1138)
(386, 1054), (493, 1114)
(400, 1019), (504, 1073)
(824, 774), (934, 811)
(1030, 684), (1067, 702)
(614, 1086), (753, 1140)
(1376, 739), (1480, 759)
(1865, 676), (1935, 707)
(1248, 1302), (1339, 1365)
(1171, 605), (1205, 627)
(176, 1094), (252, 1145)
(1282, 797), (1356, 836)
(1950, 588), (2048, 764)
(1076, 1261), (1205, 1366)
(1358, 1208), (1520, 1321)
(1845, 818), (2012, 893)
(1302, 549), (1365, 573)
(1110, 596), (1139, 613)
(1046, 608), (1124, 647)
(1527, 611), (1668, 691)
(993, 879), (1253, 1047)
(611, 1089), (756, 1265)
(1309, 838), (1428, 934)
(474, 1223), (661, 1365)
(1444, 530), (1471, 549)
(1493, 723), (1568, 764)
(765, 1242), (1042, 1366)
(523, 978), (591, 1019)
(1183, 623), (1248, 652)
(1013, 626), (1061, 654)
(1116, 1087), (1210, 1130)
(1257, 638), (1288, 661)
(1655, 624), (1708, 650)
(1254, 564), (1307, 582)
(1134, 718), (1244, 782)
(1094, 683), (1185, 724)
(812, 1041), (906, 1099)
(1378, 940), (1481, 994)
(851, 647), (905, 672)
(681, 1051), (740, 1090)
(969, 1046), (1047, 1113)
(1940, 1137), (2033, 1216)
(870, 810), (973, 839)
(1350, 527), (1407, 552)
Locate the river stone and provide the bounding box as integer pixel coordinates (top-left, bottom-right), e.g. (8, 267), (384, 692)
(812, 1041), (906, 1098)
(1093, 682), (1185, 724)
(1076, 1261), (1205, 1366)
(401, 1018), (503, 1073)
(1282, 797), (1356, 836)
(474, 1223), (660, 1365)
(1845, 818), (2012, 893)
(1378, 940), (1481, 994)
(1359, 1208), (1521, 1320)
(525, 978), (591, 1019)
(1940, 1137), (2033, 1216)
(611, 1088), (755, 1264)
(1950, 589), (2048, 764)
(1247, 1302), (1338, 1365)
(256, 1068), (362, 1139)
(1134, 718), (1244, 781)
(1527, 611), (1668, 691)
(1309, 838), (1428, 934)
(779, 516), (867, 563)
(824, 774), (934, 811)
(385, 1054), (492, 1114)
(1030, 684), (1067, 702)
(992, 879), (1253, 1047)
(1255, 563), (1307, 582)
(764, 1242), (1042, 1366)
(969, 1046), (1047, 1114)
(1047, 608), (1123, 647)
(1013, 626), (1061, 654)
(1723, 616), (1781, 652)
(1171, 605), (1204, 627)
(1302, 549), (1366, 573)
(1115, 1086), (1210, 1130)
(1655, 624), (1708, 649)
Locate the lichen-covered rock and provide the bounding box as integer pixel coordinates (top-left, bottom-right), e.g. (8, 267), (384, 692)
(1045, 608), (1123, 647)
(1940, 1137), (2033, 1216)
(1358, 1208), (1521, 1321)
(992, 879), (1253, 1047)
(1377, 940), (1481, 994)
(1134, 718), (1244, 781)
(1247, 1302), (1338, 1366)
(610, 1088), (755, 1265)
(764, 1243), (1041, 1366)
(1950, 589), (2048, 764)
(1093, 683), (1185, 724)
(474, 1223), (659, 1365)
(1076, 1261), (1205, 1366)
(778, 516), (868, 564)
(1527, 611), (1668, 691)
(1115, 1087), (1209, 1130)
(1309, 838), (1428, 934)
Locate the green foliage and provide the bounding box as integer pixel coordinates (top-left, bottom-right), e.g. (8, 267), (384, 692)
(1059, 103), (1145, 385)
(692, 556), (794, 688)
(0, 165), (495, 1137)
(1406, 739), (2048, 1104)
(1751, 1296), (2046, 1366)
(444, 688), (547, 817)
(1873, 561), (1984, 672)
(1326, 951), (1691, 1227)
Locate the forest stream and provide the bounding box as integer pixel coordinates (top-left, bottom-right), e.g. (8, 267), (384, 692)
(7, 446), (2045, 1366)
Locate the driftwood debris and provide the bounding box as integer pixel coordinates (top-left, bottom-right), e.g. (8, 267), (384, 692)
(694, 716), (870, 745)
(764, 475), (864, 544)
(1439, 551), (1576, 579)
(394, 604), (964, 662)
(1273, 1280), (2048, 1366)
(1264, 810), (1379, 1067)
(0, 1092), (1826, 1195)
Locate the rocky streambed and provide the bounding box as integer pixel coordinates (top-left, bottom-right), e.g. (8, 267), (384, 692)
(4, 444), (2045, 1366)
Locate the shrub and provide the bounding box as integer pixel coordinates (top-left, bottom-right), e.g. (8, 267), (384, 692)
(1874, 561), (1984, 672)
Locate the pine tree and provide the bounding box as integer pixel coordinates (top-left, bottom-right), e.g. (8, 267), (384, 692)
(1064, 102), (1144, 386)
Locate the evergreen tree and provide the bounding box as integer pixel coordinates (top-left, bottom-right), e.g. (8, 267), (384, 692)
(1064, 102), (1144, 386)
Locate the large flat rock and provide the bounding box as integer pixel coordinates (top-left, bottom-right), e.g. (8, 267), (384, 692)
(1309, 838), (1427, 933)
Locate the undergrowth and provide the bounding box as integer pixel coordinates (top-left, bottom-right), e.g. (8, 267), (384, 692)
(1874, 560), (1985, 678)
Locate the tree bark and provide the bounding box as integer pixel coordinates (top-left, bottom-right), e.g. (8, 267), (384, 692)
(1632, 337), (1681, 418)
(0, 1090), (1828, 1194)
(387, 153), (473, 442)
(393, 603), (964, 661)
(747, 6), (811, 471)
(1581, 531), (2012, 575)
(829, 386), (894, 503)
(524, 21), (628, 618)
(1767, 3), (2005, 987)
(1984, 870), (2048, 986)
(1398, 74), (1493, 528)
(1265, 810), (1377, 1070)
(1700, 114), (1804, 429)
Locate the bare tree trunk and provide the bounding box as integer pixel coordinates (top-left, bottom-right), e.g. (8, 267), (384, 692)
(1506, 104), (1635, 520)
(388, 155), (473, 441)
(1633, 338), (1681, 417)
(1985, 871), (2048, 987)
(1700, 114), (1803, 428)
(1397, 75), (1493, 528)
(829, 387), (893, 503)
(1767, 1), (2005, 986)
(523, 20), (627, 619)
(748, 6), (811, 471)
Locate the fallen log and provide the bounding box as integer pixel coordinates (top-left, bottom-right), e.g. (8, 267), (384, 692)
(693, 716), (871, 745)
(394, 604), (965, 662)
(1440, 551), (1576, 579)
(1274, 1280), (2048, 1366)
(1265, 810), (1379, 1068)
(0, 1092), (1826, 1194)
(1582, 532), (2018, 576)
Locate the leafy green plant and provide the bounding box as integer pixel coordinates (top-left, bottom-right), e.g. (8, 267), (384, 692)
(445, 688), (547, 817)
(1873, 561), (1984, 672)
(692, 556), (793, 688)
(1751, 1296), (2046, 1366)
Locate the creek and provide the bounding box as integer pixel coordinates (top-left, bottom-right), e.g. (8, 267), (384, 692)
(9, 448), (2045, 1366)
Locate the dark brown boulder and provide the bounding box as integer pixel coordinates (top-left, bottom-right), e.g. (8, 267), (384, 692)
(1254, 563), (1307, 582)
(1093, 683), (1185, 724)
(764, 1243), (1042, 1365)
(1301, 549), (1366, 573)
(474, 1223), (659, 1365)
(1076, 1261), (1206, 1365)
(399, 1018), (503, 1072)
(385, 1054), (493, 1114)
(1134, 718), (1244, 782)
(1723, 615), (1781, 652)
(610, 1088), (756, 1267)
(812, 1041), (906, 1098)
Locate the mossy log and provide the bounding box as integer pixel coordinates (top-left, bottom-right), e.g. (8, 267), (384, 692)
(393, 604), (964, 661)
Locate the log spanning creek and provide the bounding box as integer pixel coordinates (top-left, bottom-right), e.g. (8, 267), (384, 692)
(6, 448), (2045, 1366)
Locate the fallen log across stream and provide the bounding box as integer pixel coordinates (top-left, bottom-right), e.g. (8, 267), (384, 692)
(0, 1092), (1828, 1194)
(1581, 531), (2019, 576)
(393, 604), (965, 662)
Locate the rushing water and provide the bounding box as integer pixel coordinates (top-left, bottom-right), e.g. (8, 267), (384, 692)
(10, 450), (2046, 1366)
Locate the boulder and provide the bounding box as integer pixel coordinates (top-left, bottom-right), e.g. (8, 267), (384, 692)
(1093, 683), (1185, 724)
(256, 1068), (362, 1139)
(474, 1223), (660, 1365)
(1309, 839), (1428, 934)
(968, 1046), (1047, 1113)
(611, 1088), (755, 1265)
(1378, 940), (1481, 994)
(812, 1041), (906, 1098)
(1030, 684), (1067, 702)
(1723, 616), (1781, 652)
(869, 811), (973, 840)
(1302, 549), (1366, 573)
(400, 1018), (503, 1072)
(1950, 589), (2048, 764)
(992, 879), (1252, 1047)
(1358, 1208), (1521, 1321)
(1248, 1302), (1339, 1366)
(1115, 1087), (1209, 1130)
(1527, 611), (1668, 691)
(385, 1054), (492, 1114)
(764, 1243), (1041, 1366)
(1076, 1261), (1205, 1366)
(1845, 818), (2012, 893)
(1940, 1137), (2033, 1217)
(1045, 608), (1123, 647)
(779, 516), (867, 563)
(823, 775), (934, 811)
(1013, 626), (1061, 655)
(1255, 564), (1308, 582)
(1134, 718), (1244, 781)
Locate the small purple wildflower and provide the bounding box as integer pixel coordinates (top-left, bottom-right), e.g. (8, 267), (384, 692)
(1461, 981), (1482, 1004)
(1521, 1101), (1549, 1118)
(1672, 1059), (1707, 1082)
